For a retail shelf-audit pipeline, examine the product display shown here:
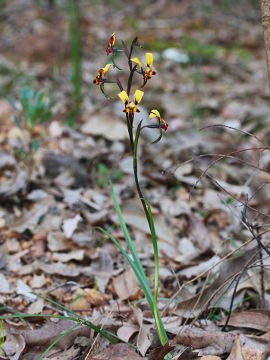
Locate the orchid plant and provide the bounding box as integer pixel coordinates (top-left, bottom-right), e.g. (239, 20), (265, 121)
(94, 33), (168, 346)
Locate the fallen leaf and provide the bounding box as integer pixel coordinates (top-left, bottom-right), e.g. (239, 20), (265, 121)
(226, 334), (244, 360)
(117, 324), (138, 343)
(173, 326), (235, 356)
(91, 250), (114, 293)
(62, 214), (82, 238)
(0, 273), (10, 293)
(27, 298), (44, 314)
(37, 261), (81, 277)
(2, 324), (25, 360)
(0, 151), (26, 198)
(113, 268), (140, 301)
(148, 342), (175, 360)
(47, 231), (71, 252)
(52, 249), (85, 262)
(31, 274), (47, 289)
(82, 114), (128, 141)
(10, 196), (53, 233)
(188, 214), (212, 254)
(84, 288), (103, 306)
(21, 319), (91, 349)
(178, 255), (221, 279)
(16, 280), (36, 302)
(111, 198), (174, 243)
(87, 343), (144, 360)
(219, 310), (270, 331)
(133, 306), (151, 356)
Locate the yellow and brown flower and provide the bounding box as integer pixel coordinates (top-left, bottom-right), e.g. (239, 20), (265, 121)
(149, 109), (168, 131)
(106, 32), (116, 56)
(118, 90), (144, 114)
(131, 52), (156, 81)
(93, 63), (113, 85)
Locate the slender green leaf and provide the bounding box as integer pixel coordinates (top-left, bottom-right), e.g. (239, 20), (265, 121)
(143, 199), (168, 345)
(39, 324), (78, 360)
(110, 181), (145, 279)
(97, 227), (154, 311)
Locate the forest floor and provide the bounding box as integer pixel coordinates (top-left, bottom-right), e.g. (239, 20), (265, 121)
(1, 0), (270, 359)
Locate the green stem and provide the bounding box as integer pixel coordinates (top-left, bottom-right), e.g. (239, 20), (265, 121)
(133, 122), (151, 227)
(132, 122), (168, 346)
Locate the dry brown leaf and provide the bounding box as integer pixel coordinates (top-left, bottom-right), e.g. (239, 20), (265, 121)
(31, 274), (47, 289)
(133, 306), (152, 356)
(0, 151), (26, 198)
(71, 290), (90, 312)
(201, 356), (222, 360)
(148, 342), (175, 360)
(173, 326), (235, 356)
(10, 196), (53, 233)
(43, 346), (81, 359)
(16, 280), (36, 302)
(219, 310), (270, 331)
(62, 214), (82, 238)
(113, 268), (140, 301)
(71, 288), (103, 311)
(21, 320), (91, 349)
(87, 343), (144, 360)
(1, 323), (25, 360)
(37, 260), (81, 277)
(226, 334), (244, 360)
(0, 273), (10, 293)
(188, 214), (212, 254)
(52, 249), (85, 263)
(178, 255), (220, 279)
(237, 334), (270, 360)
(82, 114), (128, 141)
(84, 288), (103, 306)
(47, 231), (71, 252)
(112, 198), (174, 243)
(27, 298), (45, 314)
(117, 324), (139, 343)
(91, 250), (114, 293)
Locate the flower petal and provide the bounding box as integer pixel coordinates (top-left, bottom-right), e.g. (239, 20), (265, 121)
(102, 63), (113, 73)
(109, 32), (115, 47)
(149, 109), (161, 120)
(118, 90), (129, 104)
(131, 57), (143, 68)
(145, 52), (154, 66)
(134, 90), (144, 104)
(162, 120), (168, 131)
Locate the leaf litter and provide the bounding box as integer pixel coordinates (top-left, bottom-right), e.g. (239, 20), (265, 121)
(1, 0), (270, 359)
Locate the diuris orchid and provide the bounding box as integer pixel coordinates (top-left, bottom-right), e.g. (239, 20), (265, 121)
(106, 32), (116, 55)
(131, 52), (156, 82)
(94, 33), (169, 347)
(118, 89), (144, 114)
(149, 109), (168, 131)
(93, 63), (113, 85)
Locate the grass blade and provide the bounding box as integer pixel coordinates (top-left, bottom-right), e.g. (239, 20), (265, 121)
(97, 227), (154, 310)
(110, 181), (145, 279)
(33, 293), (120, 344)
(39, 324), (78, 360)
(143, 198), (168, 345)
